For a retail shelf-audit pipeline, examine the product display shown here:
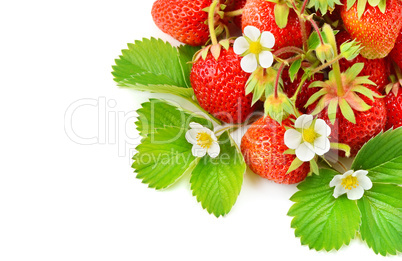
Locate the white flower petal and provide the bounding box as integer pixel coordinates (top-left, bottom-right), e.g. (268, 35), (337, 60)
(333, 184), (348, 198)
(207, 142), (220, 158)
(358, 175), (373, 190)
(260, 31), (275, 48)
(189, 122), (204, 129)
(295, 142), (315, 162)
(240, 53), (258, 73)
(284, 129), (302, 149)
(313, 136), (330, 156)
(233, 37), (250, 55)
(342, 170), (354, 178)
(346, 186), (365, 200)
(354, 170), (369, 177)
(244, 26), (261, 42)
(185, 129), (199, 144)
(329, 175), (343, 187)
(314, 119), (331, 137)
(258, 51), (274, 68)
(192, 144), (207, 158)
(294, 114), (313, 129)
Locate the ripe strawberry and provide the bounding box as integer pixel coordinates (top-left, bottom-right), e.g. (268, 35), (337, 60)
(341, 0), (402, 59)
(390, 28), (402, 70)
(310, 93), (386, 156)
(190, 46), (255, 123)
(151, 0), (212, 46)
(282, 70), (324, 113)
(384, 86), (402, 129)
(241, 116), (310, 184)
(241, 0), (311, 54)
(336, 30), (390, 93)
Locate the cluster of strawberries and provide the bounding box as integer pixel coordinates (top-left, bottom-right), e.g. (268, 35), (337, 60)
(151, 0), (402, 184)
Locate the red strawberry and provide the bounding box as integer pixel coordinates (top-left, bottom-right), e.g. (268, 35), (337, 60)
(241, 0), (311, 54)
(152, 0), (212, 46)
(336, 30), (390, 93)
(190, 46), (255, 123)
(310, 93), (386, 156)
(384, 86), (402, 129)
(341, 0), (402, 59)
(282, 70), (324, 113)
(241, 116), (310, 184)
(390, 28), (402, 70)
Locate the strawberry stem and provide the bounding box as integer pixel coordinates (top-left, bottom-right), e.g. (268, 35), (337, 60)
(300, 0), (309, 14)
(393, 61), (402, 80)
(310, 54), (343, 74)
(273, 46), (305, 57)
(322, 24), (344, 96)
(208, 0), (220, 46)
(225, 8), (243, 17)
(291, 0), (308, 51)
(274, 63), (286, 98)
(308, 17), (325, 45)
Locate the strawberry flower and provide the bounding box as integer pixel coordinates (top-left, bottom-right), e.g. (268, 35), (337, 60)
(329, 170), (372, 200)
(234, 25), (275, 73)
(185, 122), (220, 158)
(284, 114), (331, 162)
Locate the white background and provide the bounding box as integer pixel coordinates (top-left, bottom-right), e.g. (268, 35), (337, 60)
(0, 1), (398, 260)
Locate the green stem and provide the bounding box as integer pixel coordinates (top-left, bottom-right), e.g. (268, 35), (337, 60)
(275, 63), (286, 98)
(322, 24), (344, 96)
(186, 98), (222, 125)
(310, 54), (343, 74)
(300, 0), (309, 14)
(225, 8), (243, 17)
(273, 46), (305, 57)
(208, 0), (220, 46)
(308, 18), (325, 45)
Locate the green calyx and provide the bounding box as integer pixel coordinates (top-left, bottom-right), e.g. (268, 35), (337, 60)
(346, 0), (387, 18)
(245, 67), (277, 105)
(307, 0), (342, 15)
(305, 63), (381, 125)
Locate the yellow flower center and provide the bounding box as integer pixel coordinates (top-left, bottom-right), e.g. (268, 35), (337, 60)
(196, 132), (213, 149)
(249, 41), (262, 54)
(302, 128), (318, 143)
(341, 175), (359, 190)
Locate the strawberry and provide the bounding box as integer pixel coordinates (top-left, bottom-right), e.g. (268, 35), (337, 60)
(384, 86), (402, 129)
(190, 46), (255, 123)
(311, 93), (386, 156)
(390, 28), (402, 71)
(282, 70), (324, 113)
(341, 0), (402, 59)
(152, 0), (212, 46)
(241, 116), (310, 184)
(336, 30), (390, 93)
(241, 0), (311, 54)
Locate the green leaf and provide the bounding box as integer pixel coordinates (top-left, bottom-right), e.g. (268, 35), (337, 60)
(288, 169), (361, 251)
(358, 184), (402, 256)
(136, 99), (212, 137)
(289, 59), (302, 82)
(132, 127), (197, 189)
(190, 131), (245, 217)
(112, 38), (197, 88)
(352, 128), (402, 184)
(122, 82), (194, 99)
